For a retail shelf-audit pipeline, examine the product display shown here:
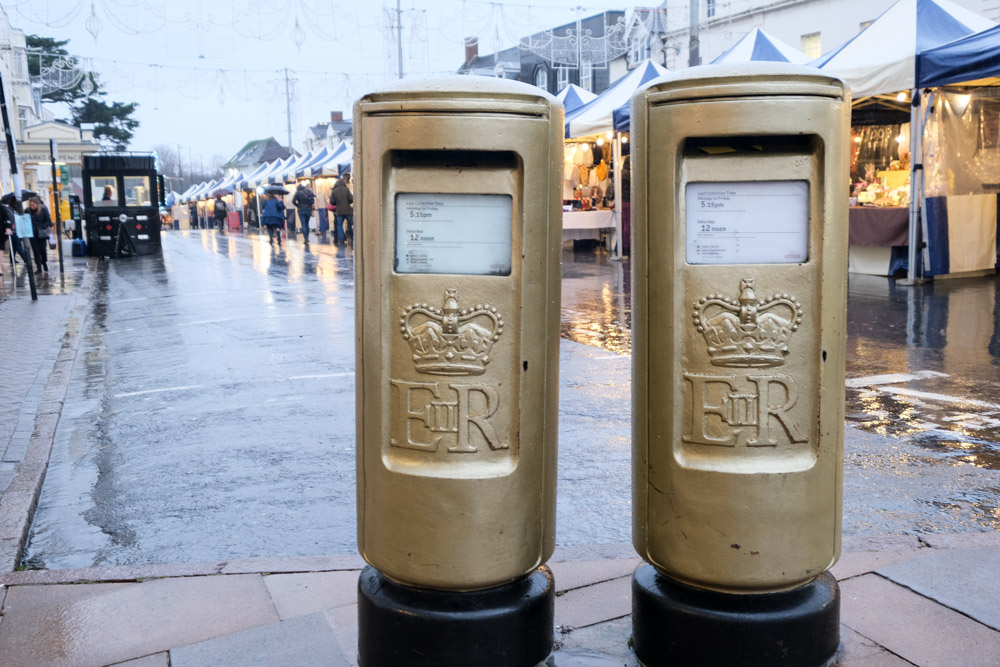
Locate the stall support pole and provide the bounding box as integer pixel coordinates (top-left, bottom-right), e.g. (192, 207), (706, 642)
(899, 89), (924, 286)
(611, 133), (623, 261)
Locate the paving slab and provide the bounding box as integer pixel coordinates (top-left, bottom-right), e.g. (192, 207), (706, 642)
(832, 625), (913, 666)
(1, 581), (135, 614)
(555, 574), (632, 630)
(841, 574), (1000, 667)
(831, 547), (926, 580)
(549, 558), (640, 593)
(324, 604), (359, 667)
(877, 546), (1000, 631)
(550, 616), (635, 666)
(263, 570), (359, 620)
(0, 574), (279, 667)
(170, 611), (348, 667)
(112, 654), (169, 666)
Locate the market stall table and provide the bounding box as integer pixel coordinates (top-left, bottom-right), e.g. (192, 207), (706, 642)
(848, 206), (909, 276)
(562, 209), (617, 250)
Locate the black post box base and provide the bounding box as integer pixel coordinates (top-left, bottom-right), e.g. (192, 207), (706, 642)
(632, 563), (840, 667)
(357, 565), (554, 667)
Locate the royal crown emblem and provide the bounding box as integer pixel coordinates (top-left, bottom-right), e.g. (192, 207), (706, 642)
(693, 278), (802, 368)
(400, 289), (504, 376)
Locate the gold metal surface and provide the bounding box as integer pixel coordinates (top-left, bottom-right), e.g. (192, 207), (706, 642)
(354, 77), (563, 591)
(631, 63), (850, 593)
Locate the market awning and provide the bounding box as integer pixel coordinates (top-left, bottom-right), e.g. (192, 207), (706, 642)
(566, 59), (667, 138)
(555, 83), (597, 114)
(917, 23), (1000, 87)
(294, 146), (331, 179)
(711, 28), (811, 65)
(812, 0), (995, 98)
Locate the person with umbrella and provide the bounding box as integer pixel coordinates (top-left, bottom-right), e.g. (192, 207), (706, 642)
(260, 186), (287, 248)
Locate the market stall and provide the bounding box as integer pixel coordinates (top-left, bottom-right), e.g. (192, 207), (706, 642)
(815, 0), (997, 280)
(710, 27), (811, 65)
(565, 59), (667, 255)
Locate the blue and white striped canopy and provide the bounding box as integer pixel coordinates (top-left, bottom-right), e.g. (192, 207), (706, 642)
(711, 28), (810, 65)
(554, 83), (597, 114)
(566, 59), (668, 138)
(813, 0), (995, 97)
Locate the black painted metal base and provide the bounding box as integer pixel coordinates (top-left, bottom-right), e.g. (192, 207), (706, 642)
(632, 564), (840, 667)
(357, 565), (554, 667)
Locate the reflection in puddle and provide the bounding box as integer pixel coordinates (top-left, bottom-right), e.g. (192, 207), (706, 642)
(558, 250), (1000, 470)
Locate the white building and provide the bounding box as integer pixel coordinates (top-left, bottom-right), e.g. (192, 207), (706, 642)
(657, 0), (999, 70)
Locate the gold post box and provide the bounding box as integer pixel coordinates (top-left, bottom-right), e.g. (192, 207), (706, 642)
(630, 64), (849, 666)
(354, 77), (563, 593)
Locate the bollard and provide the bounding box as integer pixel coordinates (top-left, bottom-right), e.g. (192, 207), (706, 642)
(630, 63), (850, 666)
(353, 76), (563, 667)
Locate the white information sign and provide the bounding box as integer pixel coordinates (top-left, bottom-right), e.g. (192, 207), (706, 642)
(395, 193), (512, 275)
(685, 181), (809, 265)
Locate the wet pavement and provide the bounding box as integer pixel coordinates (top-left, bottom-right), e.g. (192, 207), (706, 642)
(17, 230), (1000, 570)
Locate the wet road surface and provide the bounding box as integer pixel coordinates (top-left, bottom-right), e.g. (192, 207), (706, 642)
(21, 231), (1000, 569)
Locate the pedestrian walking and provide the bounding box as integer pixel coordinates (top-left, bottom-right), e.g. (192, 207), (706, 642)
(260, 193), (284, 248)
(25, 196), (51, 274)
(329, 175), (354, 245)
(212, 194), (228, 233)
(292, 183), (315, 246)
(0, 195), (29, 276)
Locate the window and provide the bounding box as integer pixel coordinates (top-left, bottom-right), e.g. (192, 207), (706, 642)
(801, 32), (821, 59)
(91, 176), (118, 206)
(631, 35), (650, 64)
(580, 58), (593, 92)
(535, 66), (548, 91)
(557, 66), (570, 90)
(124, 176), (152, 207)
(707, 0), (717, 19)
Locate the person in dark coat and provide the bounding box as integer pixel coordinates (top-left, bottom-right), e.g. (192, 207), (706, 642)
(0, 194), (29, 276)
(329, 175), (354, 245)
(212, 194), (228, 233)
(260, 193), (285, 248)
(291, 183), (316, 246)
(26, 196), (52, 273)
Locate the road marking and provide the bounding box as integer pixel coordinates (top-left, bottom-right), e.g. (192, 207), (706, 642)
(846, 370), (949, 388)
(289, 372), (354, 380)
(114, 385), (203, 398)
(873, 386), (1000, 411)
(97, 328), (136, 336)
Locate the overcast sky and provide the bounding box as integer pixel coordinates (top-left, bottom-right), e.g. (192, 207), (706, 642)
(9, 0), (631, 169)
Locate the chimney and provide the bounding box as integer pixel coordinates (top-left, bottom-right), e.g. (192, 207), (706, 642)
(464, 37), (478, 63)
(330, 111), (343, 122)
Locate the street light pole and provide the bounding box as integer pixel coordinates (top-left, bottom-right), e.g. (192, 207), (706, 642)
(49, 139), (64, 275)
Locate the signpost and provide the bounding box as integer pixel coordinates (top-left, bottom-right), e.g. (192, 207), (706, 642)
(50, 139), (64, 274)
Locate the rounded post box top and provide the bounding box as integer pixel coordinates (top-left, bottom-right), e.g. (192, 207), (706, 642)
(636, 62), (848, 104)
(358, 75), (558, 109)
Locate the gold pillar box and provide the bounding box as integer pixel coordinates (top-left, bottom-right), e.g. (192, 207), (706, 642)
(631, 64), (850, 594)
(354, 78), (563, 592)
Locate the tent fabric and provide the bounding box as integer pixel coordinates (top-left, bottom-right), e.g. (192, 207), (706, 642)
(917, 23), (1000, 87)
(813, 0), (994, 98)
(294, 146), (331, 178)
(237, 161), (273, 190)
(265, 156), (298, 185)
(312, 141), (352, 177)
(566, 59), (668, 138)
(555, 84), (597, 113)
(711, 28), (811, 65)
(276, 151), (316, 182)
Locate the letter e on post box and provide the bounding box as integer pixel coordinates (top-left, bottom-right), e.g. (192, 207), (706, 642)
(354, 78), (563, 592)
(631, 64), (850, 593)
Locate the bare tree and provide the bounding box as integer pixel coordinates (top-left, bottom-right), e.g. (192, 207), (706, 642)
(152, 144), (180, 177)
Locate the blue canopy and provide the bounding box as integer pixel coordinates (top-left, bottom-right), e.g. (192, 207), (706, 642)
(711, 28), (811, 65)
(917, 23), (1000, 87)
(566, 59), (668, 137)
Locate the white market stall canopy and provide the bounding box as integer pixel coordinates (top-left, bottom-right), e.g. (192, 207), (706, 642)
(293, 146), (331, 179)
(555, 83), (597, 114)
(565, 59), (668, 138)
(312, 140), (352, 177)
(812, 0), (995, 98)
(238, 161), (273, 190)
(711, 28), (811, 65)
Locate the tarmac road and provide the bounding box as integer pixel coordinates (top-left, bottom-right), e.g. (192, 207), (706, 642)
(20, 230), (1000, 570)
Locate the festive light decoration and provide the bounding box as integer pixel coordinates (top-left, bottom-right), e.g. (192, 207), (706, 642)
(85, 3), (103, 41)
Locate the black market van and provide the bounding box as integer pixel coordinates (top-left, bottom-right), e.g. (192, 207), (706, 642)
(82, 153), (162, 257)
